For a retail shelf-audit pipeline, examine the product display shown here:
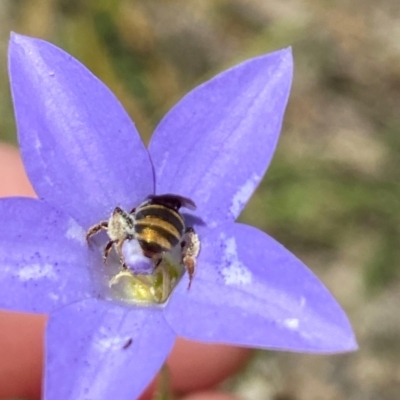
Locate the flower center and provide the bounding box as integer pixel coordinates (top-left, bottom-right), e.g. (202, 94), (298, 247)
(85, 194), (201, 305)
(108, 241), (186, 304)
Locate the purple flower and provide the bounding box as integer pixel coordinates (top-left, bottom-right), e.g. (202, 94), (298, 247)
(0, 33), (357, 400)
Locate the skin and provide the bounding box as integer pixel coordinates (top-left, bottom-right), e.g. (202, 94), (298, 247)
(0, 143), (248, 400)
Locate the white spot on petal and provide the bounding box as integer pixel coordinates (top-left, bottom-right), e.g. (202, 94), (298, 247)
(207, 221), (217, 229)
(65, 218), (85, 244)
(96, 336), (127, 351)
(94, 328), (131, 352)
(157, 151), (169, 177)
(283, 318), (300, 330)
(221, 235), (252, 285)
(222, 263), (252, 285)
(230, 173), (260, 216)
(34, 136), (42, 151)
(48, 292), (59, 301)
(18, 264), (57, 281)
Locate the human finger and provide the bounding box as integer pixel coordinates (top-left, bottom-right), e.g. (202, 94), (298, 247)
(0, 142), (43, 399)
(0, 142), (35, 197)
(168, 338), (250, 393)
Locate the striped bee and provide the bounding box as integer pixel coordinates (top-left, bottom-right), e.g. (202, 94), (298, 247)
(86, 194), (199, 286)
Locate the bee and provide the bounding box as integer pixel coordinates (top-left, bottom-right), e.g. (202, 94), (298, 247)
(86, 194), (199, 286)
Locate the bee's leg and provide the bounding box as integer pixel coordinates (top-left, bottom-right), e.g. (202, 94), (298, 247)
(181, 227), (200, 289)
(86, 221), (108, 243)
(129, 207), (136, 214)
(114, 238), (129, 269)
(183, 257), (195, 289)
(154, 257), (163, 267)
(103, 240), (114, 265)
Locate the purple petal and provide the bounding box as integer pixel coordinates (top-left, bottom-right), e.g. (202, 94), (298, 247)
(9, 33), (153, 228)
(149, 49), (292, 228)
(0, 197), (95, 313)
(45, 299), (175, 400)
(165, 223), (357, 353)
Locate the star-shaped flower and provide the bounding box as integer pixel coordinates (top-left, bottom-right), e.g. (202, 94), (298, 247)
(0, 33), (357, 400)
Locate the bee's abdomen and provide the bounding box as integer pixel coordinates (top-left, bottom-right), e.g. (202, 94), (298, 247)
(135, 204), (184, 257)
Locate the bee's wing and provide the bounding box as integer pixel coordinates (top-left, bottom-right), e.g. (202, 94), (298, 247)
(175, 195), (197, 210)
(147, 194), (197, 210)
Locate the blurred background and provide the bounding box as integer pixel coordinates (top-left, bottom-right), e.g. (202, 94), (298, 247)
(1, 0), (400, 399)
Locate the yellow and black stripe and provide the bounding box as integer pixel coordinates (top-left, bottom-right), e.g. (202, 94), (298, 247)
(134, 203), (185, 257)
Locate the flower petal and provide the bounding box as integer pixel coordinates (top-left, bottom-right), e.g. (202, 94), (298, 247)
(9, 33), (153, 228)
(45, 299), (175, 400)
(165, 223), (357, 353)
(0, 197), (95, 313)
(149, 49), (292, 227)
